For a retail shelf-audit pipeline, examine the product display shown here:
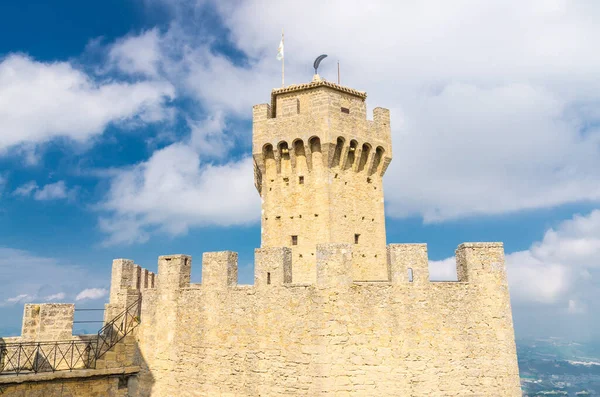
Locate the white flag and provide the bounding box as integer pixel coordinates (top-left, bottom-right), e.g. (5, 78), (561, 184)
(277, 37), (284, 61)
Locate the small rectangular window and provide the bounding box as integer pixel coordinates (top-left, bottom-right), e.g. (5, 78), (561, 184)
(291, 235), (298, 245)
(354, 234), (360, 244)
(341, 107), (350, 114)
(407, 268), (414, 283)
(267, 272), (271, 285)
(299, 176), (304, 184)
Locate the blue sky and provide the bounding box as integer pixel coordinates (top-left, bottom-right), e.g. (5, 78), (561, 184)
(1, 0), (599, 341)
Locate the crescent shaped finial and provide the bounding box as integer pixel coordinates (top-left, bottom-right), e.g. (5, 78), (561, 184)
(313, 54), (328, 75)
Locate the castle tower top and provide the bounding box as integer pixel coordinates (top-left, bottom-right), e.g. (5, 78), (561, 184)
(268, 75), (367, 117)
(252, 78), (392, 282)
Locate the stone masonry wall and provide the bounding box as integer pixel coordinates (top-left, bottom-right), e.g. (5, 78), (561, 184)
(0, 374), (130, 397)
(131, 242), (521, 397)
(21, 303), (74, 341)
(105, 259), (155, 324)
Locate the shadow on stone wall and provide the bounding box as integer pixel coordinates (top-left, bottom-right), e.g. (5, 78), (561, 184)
(0, 335), (155, 397)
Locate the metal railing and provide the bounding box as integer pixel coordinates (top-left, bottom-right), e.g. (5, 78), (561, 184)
(0, 298), (141, 376)
(95, 298), (141, 361)
(0, 340), (96, 375)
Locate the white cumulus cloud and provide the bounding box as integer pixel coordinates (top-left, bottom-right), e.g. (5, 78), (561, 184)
(75, 288), (108, 301)
(43, 292), (66, 302)
(34, 181), (69, 200)
(13, 181), (38, 197)
(0, 54), (175, 154)
(0, 173), (6, 195)
(14, 180), (74, 201)
(431, 210), (600, 308)
(1, 294), (36, 307)
(567, 299), (587, 315)
(93, 0), (600, 242)
(428, 257), (458, 282)
(0, 247), (110, 334)
(99, 142), (260, 245)
(108, 28), (163, 78)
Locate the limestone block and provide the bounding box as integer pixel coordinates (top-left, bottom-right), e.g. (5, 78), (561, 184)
(373, 107), (390, 127)
(455, 242), (506, 284)
(387, 243), (429, 284)
(316, 243), (353, 287)
(280, 97), (300, 117)
(252, 103), (271, 123)
(254, 247), (292, 287)
(202, 251), (238, 288)
(142, 268), (149, 289)
(133, 264), (142, 289)
(109, 259), (136, 302)
(157, 254), (191, 290)
(21, 303), (74, 340)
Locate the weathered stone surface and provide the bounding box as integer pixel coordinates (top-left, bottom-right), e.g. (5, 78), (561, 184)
(21, 303), (74, 340)
(253, 80), (391, 283)
(0, 367), (138, 397)
(131, 242), (520, 396)
(0, 78), (522, 396)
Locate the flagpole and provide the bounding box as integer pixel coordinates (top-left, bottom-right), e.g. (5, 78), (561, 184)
(281, 29), (285, 87)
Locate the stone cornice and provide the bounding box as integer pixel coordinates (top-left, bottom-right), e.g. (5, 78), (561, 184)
(270, 77), (367, 117)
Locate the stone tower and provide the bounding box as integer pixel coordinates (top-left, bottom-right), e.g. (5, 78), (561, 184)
(252, 75), (392, 283)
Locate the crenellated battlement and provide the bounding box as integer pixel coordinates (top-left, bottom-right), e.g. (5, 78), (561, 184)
(3, 240), (518, 395)
(114, 242), (508, 296)
(253, 132), (390, 188)
(252, 77), (392, 195)
(105, 259), (155, 322)
(126, 240), (519, 396)
(252, 108), (391, 186)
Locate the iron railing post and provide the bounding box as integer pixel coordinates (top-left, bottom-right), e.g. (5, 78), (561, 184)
(16, 345), (21, 375)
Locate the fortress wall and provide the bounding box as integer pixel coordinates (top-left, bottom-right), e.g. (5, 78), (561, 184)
(133, 242), (521, 397)
(21, 303), (75, 341)
(0, 373), (132, 397)
(105, 259), (155, 323)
